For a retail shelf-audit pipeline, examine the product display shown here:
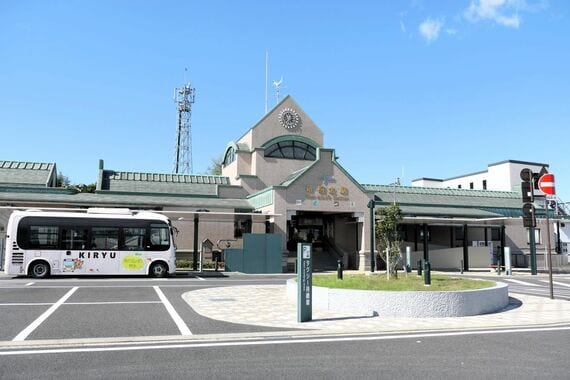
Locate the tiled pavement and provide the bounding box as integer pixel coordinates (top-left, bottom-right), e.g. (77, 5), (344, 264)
(182, 276), (570, 334)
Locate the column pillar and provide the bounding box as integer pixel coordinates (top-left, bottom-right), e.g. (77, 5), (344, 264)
(463, 224), (469, 271)
(193, 214), (199, 271)
(422, 223), (429, 262)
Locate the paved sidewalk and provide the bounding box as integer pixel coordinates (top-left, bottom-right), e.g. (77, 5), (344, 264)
(182, 277), (570, 334)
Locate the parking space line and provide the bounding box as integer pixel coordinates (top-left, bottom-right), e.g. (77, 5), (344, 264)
(65, 301), (162, 305)
(12, 287), (78, 342)
(153, 286), (192, 336)
(0, 303), (54, 306)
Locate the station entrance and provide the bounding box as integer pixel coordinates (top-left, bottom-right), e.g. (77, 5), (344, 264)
(286, 211), (361, 271)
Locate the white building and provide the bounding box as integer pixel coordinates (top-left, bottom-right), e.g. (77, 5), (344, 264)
(412, 160), (549, 193)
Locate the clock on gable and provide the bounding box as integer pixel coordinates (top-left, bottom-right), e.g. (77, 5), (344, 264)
(278, 108), (300, 130)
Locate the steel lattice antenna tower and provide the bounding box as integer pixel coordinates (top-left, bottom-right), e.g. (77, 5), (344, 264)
(173, 81), (196, 174)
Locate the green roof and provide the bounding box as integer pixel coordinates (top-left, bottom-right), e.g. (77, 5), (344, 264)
(280, 165), (313, 187)
(101, 170), (230, 196)
(364, 184), (527, 219)
(0, 160), (57, 187)
(363, 184), (570, 220)
(363, 184), (521, 208)
(0, 188), (252, 209)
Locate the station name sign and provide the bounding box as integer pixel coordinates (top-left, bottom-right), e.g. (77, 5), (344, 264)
(305, 184), (349, 200)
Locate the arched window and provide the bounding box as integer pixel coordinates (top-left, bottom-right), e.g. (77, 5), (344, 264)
(223, 146), (236, 166)
(264, 140), (316, 160)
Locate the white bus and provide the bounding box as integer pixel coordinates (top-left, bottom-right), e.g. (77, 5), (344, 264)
(3, 208), (176, 278)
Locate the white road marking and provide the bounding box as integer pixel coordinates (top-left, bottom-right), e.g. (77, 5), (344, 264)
(196, 276), (205, 281)
(0, 301), (162, 306)
(503, 279), (539, 287)
(153, 286), (192, 336)
(25, 282), (34, 286)
(12, 287), (78, 342)
(551, 281), (570, 288)
(0, 284), (231, 290)
(0, 303), (54, 306)
(2, 325), (570, 356)
(65, 301), (162, 305)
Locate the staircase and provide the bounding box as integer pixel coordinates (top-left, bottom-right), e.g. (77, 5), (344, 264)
(285, 238), (350, 272)
(311, 247), (339, 272)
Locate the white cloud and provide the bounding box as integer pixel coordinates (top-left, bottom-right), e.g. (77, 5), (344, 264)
(418, 18), (443, 43)
(464, 0), (524, 28)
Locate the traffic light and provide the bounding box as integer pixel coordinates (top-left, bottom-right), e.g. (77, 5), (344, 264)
(521, 181), (534, 203)
(522, 203), (536, 228)
(520, 168), (534, 203)
(520, 168), (536, 228)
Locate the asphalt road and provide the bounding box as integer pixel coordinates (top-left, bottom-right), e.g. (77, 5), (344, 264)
(1, 272), (570, 343)
(1, 271), (570, 379)
(0, 273), (295, 342)
(1, 328), (569, 379)
(464, 272), (570, 300)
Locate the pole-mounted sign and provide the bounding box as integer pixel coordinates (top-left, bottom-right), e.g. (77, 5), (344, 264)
(538, 173), (555, 196)
(297, 242), (312, 322)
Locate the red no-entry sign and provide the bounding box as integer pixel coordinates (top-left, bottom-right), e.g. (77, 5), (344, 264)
(538, 173), (556, 195)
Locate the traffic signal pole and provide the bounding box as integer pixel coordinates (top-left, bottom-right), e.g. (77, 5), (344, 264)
(545, 200), (554, 299)
(529, 226), (537, 275)
(520, 168), (538, 276)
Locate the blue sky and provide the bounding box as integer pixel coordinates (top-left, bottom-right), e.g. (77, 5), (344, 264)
(1, 1), (569, 201)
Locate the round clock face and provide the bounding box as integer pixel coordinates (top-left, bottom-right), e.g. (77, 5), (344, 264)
(278, 108), (300, 130)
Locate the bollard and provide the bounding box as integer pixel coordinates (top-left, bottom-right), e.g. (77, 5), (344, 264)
(505, 247), (512, 276)
(417, 260), (422, 276)
(497, 257), (502, 276)
(460, 259), (464, 274)
(337, 259), (343, 280)
(214, 257), (219, 272)
(405, 247), (411, 273)
(424, 261), (431, 286)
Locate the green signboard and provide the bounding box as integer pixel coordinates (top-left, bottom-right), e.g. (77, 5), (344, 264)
(297, 242), (312, 322)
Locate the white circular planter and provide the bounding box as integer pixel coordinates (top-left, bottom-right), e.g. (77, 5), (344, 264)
(287, 278), (509, 318)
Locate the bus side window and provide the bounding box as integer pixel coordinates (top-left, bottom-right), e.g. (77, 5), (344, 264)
(150, 224), (170, 250)
(123, 227), (145, 250)
(28, 226), (59, 249)
(91, 227), (119, 250)
(62, 228), (89, 250)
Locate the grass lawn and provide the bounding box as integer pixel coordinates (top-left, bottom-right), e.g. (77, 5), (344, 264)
(312, 273), (495, 291)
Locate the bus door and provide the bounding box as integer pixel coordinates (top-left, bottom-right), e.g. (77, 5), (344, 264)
(118, 226), (148, 275)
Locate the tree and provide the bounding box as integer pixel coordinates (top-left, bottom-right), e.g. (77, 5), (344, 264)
(76, 183), (97, 193)
(207, 155), (223, 175)
(57, 172), (70, 188)
(375, 204), (403, 278)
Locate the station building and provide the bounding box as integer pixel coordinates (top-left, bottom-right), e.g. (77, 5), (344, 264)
(1, 96), (569, 272)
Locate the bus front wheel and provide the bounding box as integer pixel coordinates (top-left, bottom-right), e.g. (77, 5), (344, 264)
(30, 261), (50, 279)
(149, 262), (168, 278)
